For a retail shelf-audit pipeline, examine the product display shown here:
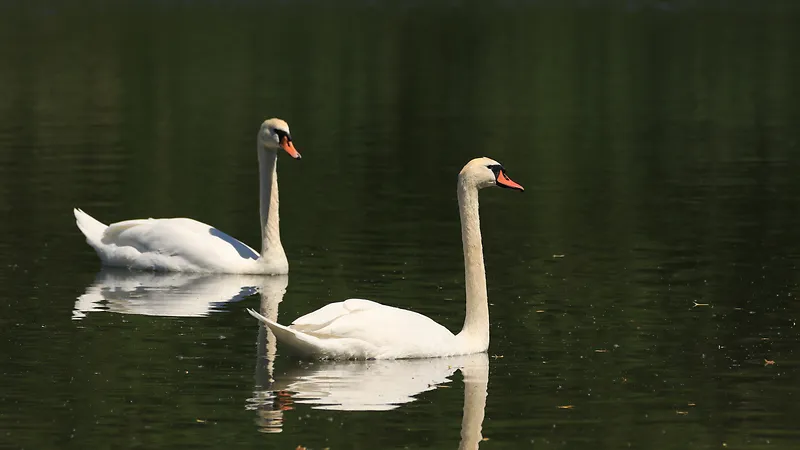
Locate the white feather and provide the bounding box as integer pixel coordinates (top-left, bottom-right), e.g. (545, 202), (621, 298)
(245, 157), (523, 359)
(73, 118), (299, 274)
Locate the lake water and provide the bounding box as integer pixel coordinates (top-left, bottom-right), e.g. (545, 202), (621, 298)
(1, 1), (800, 449)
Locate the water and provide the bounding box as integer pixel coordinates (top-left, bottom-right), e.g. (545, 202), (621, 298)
(1, 1), (800, 448)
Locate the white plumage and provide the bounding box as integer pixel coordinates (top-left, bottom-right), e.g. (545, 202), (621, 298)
(74, 118), (301, 274)
(246, 157), (524, 359)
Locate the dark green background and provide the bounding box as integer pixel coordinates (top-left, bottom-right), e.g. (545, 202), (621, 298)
(1, 1), (799, 448)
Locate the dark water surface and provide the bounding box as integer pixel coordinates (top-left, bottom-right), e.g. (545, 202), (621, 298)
(1, 1), (800, 449)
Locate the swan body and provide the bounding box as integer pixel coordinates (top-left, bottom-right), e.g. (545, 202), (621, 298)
(247, 157), (524, 359)
(73, 211), (279, 273)
(248, 300), (463, 359)
(74, 118), (301, 274)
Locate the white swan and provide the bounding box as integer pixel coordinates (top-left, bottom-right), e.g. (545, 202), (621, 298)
(246, 157), (524, 359)
(73, 118), (301, 274)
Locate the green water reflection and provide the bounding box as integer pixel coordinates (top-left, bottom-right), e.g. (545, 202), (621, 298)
(1, 1), (799, 449)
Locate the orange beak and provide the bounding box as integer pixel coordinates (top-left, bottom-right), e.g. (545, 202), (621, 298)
(496, 169), (524, 191)
(280, 136), (302, 159)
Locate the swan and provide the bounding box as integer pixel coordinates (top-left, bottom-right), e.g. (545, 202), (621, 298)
(73, 118), (301, 274)
(246, 157), (524, 359)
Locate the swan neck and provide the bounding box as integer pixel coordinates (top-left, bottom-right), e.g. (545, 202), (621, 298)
(257, 146), (285, 261)
(456, 178), (489, 350)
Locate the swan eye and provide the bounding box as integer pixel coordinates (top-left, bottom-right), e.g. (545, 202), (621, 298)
(274, 129), (291, 141)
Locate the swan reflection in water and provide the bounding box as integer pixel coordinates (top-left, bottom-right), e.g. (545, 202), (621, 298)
(73, 269), (288, 319)
(247, 290), (490, 449)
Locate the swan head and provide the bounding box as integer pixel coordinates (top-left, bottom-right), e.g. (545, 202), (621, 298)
(258, 118), (301, 159)
(459, 157), (524, 192)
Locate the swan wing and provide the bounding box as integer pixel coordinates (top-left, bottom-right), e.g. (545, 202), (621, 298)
(98, 217), (260, 272)
(283, 301), (457, 358)
(307, 304), (454, 344)
(290, 299), (383, 330)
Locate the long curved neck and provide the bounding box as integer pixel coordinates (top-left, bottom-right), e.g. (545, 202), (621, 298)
(256, 145), (284, 260)
(456, 177), (489, 350)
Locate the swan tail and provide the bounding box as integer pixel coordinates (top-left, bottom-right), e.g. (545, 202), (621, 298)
(246, 308), (324, 358)
(74, 208), (107, 245)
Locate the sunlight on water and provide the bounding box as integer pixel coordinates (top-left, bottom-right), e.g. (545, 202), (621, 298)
(1, 1), (799, 449)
